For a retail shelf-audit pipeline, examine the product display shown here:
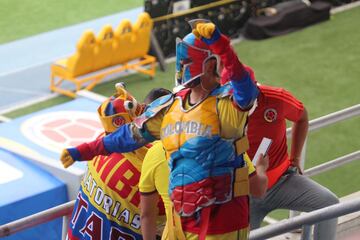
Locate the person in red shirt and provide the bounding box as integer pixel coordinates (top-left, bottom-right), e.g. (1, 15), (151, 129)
(245, 72), (339, 239)
(247, 84), (306, 188)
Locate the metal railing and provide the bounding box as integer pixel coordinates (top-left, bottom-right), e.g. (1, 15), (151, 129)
(249, 198), (360, 240)
(305, 150), (360, 177)
(0, 103), (359, 239)
(0, 201), (74, 238)
(286, 103), (360, 136)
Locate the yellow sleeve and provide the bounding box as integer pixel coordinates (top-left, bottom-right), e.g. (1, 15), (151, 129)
(154, 156), (171, 206)
(139, 142), (160, 193)
(139, 141), (169, 195)
(244, 152), (256, 175)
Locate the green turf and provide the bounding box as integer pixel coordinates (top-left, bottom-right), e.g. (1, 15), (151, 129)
(2, 5), (360, 220)
(0, 0), (143, 44)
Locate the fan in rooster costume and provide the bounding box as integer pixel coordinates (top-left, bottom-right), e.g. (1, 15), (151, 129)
(66, 84), (167, 240)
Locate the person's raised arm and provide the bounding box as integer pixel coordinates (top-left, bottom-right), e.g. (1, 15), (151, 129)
(193, 22), (258, 109)
(290, 108), (309, 174)
(60, 123), (149, 168)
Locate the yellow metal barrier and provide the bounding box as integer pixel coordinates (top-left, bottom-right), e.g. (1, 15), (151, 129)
(94, 25), (114, 70)
(112, 19), (134, 65)
(50, 12), (156, 98)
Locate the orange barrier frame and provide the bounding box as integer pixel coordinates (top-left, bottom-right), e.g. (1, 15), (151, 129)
(50, 54), (156, 98)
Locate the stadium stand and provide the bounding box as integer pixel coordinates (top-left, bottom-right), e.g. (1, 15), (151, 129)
(50, 12), (156, 98)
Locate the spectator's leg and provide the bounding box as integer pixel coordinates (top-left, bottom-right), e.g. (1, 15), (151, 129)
(249, 196), (269, 229)
(271, 173), (339, 240)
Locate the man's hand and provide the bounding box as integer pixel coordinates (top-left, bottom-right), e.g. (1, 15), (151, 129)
(192, 22), (216, 39)
(256, 154), (269, 172)
(290, 158), (303, 175)
(250, 154), (269, 198)
(60, 148), (76, 168)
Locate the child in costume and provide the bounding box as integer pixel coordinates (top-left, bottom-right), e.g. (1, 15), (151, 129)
(67, 84), (166, 240)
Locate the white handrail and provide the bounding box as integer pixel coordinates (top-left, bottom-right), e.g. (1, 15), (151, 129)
(0, 201), (74, 237)
(305, 150), (360, 177)
(286, 104), (360, 136)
